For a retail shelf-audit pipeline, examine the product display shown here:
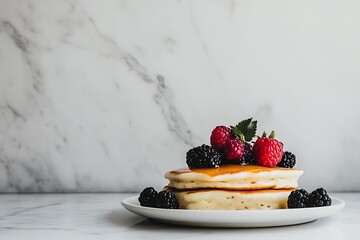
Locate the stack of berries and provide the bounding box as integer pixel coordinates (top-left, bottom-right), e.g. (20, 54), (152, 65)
(138, 187), (179, 209)
(288, 188), (332, 208)
(187, 118), (295, 169)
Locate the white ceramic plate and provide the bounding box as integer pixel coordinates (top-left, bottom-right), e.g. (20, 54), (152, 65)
(121, 196), (345, 228)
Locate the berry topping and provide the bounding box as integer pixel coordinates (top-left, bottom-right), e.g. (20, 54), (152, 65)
(240, 143), (256, 165)
(220, 118), (258, 163)
(306, 188), (332, 207)
(186, 144), (222, 168)
(253, 131), (283, 167)
(277, 151), (296, 168)
(288, 189), (309, 208)
(210, 126), (231, 150)
(156, 190), (179, 209)
(224, 138), (245, 162)
(138, 187), (158, 207)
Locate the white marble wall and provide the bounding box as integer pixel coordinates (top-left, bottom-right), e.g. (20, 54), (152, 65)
(0, 0), (359, 192)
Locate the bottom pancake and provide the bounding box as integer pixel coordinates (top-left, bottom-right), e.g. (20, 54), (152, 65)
(168, 188), (294, 210)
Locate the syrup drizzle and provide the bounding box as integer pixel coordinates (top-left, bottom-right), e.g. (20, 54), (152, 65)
(168, 164), (300, 177)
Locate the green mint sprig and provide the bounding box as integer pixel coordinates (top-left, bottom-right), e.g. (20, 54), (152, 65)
(230, 118), (257, 143)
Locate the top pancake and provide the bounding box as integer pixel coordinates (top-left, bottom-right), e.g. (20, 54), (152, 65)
(165, 164), (303, 190)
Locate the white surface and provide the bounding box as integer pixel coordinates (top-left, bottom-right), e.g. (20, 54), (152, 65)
(1, 0), (360, 192)
(0, 193), (358, 239)
(121, 196), (345, 227)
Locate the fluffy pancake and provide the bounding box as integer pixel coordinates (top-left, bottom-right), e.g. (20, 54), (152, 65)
(165, 165), (303, 190)
(166, 187), (294, 210)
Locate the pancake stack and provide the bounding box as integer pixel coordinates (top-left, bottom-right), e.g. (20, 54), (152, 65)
(164, 165), (303, 210)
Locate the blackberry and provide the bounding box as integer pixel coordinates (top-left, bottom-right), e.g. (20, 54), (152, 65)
(156, 190), (179, 209)
(288, 189), (309, 208)
(277, 151), (296, 168)
(306, 188), (332, 207)
(240, 143), (256, 165)
(186, 144), (222, 168)
(138, 187), (158, 207)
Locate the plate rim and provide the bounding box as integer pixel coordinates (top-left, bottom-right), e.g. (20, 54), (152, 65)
(121, 195), (345, 213)
(121, 195), (345, 227)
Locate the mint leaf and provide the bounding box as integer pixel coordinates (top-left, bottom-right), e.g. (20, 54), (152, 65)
(233, 118), (257, 142)
(230, 126), (245, 142)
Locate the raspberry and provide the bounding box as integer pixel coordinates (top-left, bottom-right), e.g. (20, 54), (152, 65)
(288, 189), (309, 208)
(224, 138), (245, 161)
(277, 151), (296, 168)
(156, 190), (179, 209)
(138, 187), (158, 207)
(186, 144), (222, 168)
(253, 136), (283, 167)
(210, 126), (231, 150)
(306, 188), (332, 207)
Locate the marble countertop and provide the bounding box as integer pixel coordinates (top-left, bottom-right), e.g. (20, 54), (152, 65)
(0, 193), (359, 240)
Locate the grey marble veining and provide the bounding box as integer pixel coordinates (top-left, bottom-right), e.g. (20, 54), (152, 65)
(0, 0), (360, 192)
